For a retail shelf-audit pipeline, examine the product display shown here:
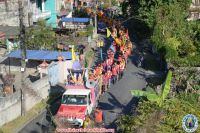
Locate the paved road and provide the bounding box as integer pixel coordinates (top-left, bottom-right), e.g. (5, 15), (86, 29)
(98, 52), (147, 130)
(19, 110), (52, 133)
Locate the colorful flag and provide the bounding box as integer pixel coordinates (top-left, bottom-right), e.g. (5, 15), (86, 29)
(71, 46), (76, 62)
(115, 38), (121, 46)
(107, 28), (111, 38)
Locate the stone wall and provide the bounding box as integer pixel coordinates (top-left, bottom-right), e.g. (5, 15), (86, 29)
(0, 76), (50, 127)
(0, 0), (31, 26)
(0, 91), (21, 127)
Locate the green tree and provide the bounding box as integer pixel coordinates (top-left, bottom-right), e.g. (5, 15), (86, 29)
(25, 19), (56, 50)
(124, 0), (200, 66)
(111, 0), (118, 6)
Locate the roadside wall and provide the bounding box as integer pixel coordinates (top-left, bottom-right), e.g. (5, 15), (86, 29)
(0, 91), (21, 127)
(0, 76), (50, 127)
(0, 0), (30, 26)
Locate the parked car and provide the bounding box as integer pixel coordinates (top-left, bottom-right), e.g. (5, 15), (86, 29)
(97, 22), (107, 33)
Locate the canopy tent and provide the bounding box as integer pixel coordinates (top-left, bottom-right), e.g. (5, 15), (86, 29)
(8, 50), (79, 60)
(61, 17), (90, 23)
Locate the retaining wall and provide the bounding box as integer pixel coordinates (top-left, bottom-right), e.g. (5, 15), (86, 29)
(0, 76), (50, 127)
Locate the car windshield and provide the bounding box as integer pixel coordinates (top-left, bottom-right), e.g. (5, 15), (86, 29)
(62, 95), (87, 105)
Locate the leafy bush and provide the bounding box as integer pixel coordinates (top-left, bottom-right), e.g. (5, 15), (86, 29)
(170, 55), (200, 67)
(117, 93), (200, 133)
(25, 19), (56, 50)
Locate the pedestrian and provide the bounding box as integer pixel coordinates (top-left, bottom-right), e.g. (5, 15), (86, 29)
(105, 68), (112, 88)
(118, 54), (123, 62)
(112, 64), (117, 84)
(115, 62), (120, 81)
(106, 57), (113, 70)
(101, 72), (106, 94)
(123, 50), (128, 66)
(102, 61), (106, 70)
(95, 107), (103, 127)
(119, 59), (125, 79)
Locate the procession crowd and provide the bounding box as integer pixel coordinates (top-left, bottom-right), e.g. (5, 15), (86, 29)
(88, 16), (133, 94)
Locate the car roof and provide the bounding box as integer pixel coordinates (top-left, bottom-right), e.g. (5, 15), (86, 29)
(63, 89), (90, 96)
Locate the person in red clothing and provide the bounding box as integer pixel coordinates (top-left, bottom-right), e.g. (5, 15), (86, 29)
(110, 57), (114, 66)
(106, 57), (113, 70)
(102, 61), (107, 70)
(119, 59), (125, 79)
(112, 41), (117, 51)
(118, 55), (123, 62)
(94, 64), (103, 76)
(115, 62), (120, 81)
(123, 50), (128, 66)
(105, 68), (112, 89)
(120, 45), (125, 54)
(112, 64), (118, 84)
(127, 47), (131, 56)
(101, 72), (107, 93)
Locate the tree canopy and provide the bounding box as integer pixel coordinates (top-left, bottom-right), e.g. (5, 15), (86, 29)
(124, 0), (200, 67)
(25, 19), (56, 50)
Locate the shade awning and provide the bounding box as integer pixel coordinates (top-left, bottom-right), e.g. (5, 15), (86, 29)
(8, 50), (79, 60)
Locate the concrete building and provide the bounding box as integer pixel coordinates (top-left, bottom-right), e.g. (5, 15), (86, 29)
(188, 0), (200, 21)
(0, 0), (72, 28)
(0, 0), (30, 26)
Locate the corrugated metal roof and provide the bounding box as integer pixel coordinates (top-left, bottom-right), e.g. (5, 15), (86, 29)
(61, 17), (90, 23)
(8, 50), (79, 60)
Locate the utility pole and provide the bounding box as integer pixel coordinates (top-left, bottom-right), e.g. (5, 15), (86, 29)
(93, 0), (97, 38)
(18, 0), (27, 116)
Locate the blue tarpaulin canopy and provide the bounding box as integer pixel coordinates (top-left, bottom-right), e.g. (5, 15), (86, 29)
(61, 17), (90, 23)
(8, 50), (79, 60)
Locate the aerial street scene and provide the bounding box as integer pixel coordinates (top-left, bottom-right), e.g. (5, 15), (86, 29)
(0, 0), (200, 133)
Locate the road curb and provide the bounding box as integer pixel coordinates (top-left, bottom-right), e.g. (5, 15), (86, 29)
(14, 109), (46, 133)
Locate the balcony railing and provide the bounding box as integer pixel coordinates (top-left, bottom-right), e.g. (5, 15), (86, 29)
(32, 10), (51, 22)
